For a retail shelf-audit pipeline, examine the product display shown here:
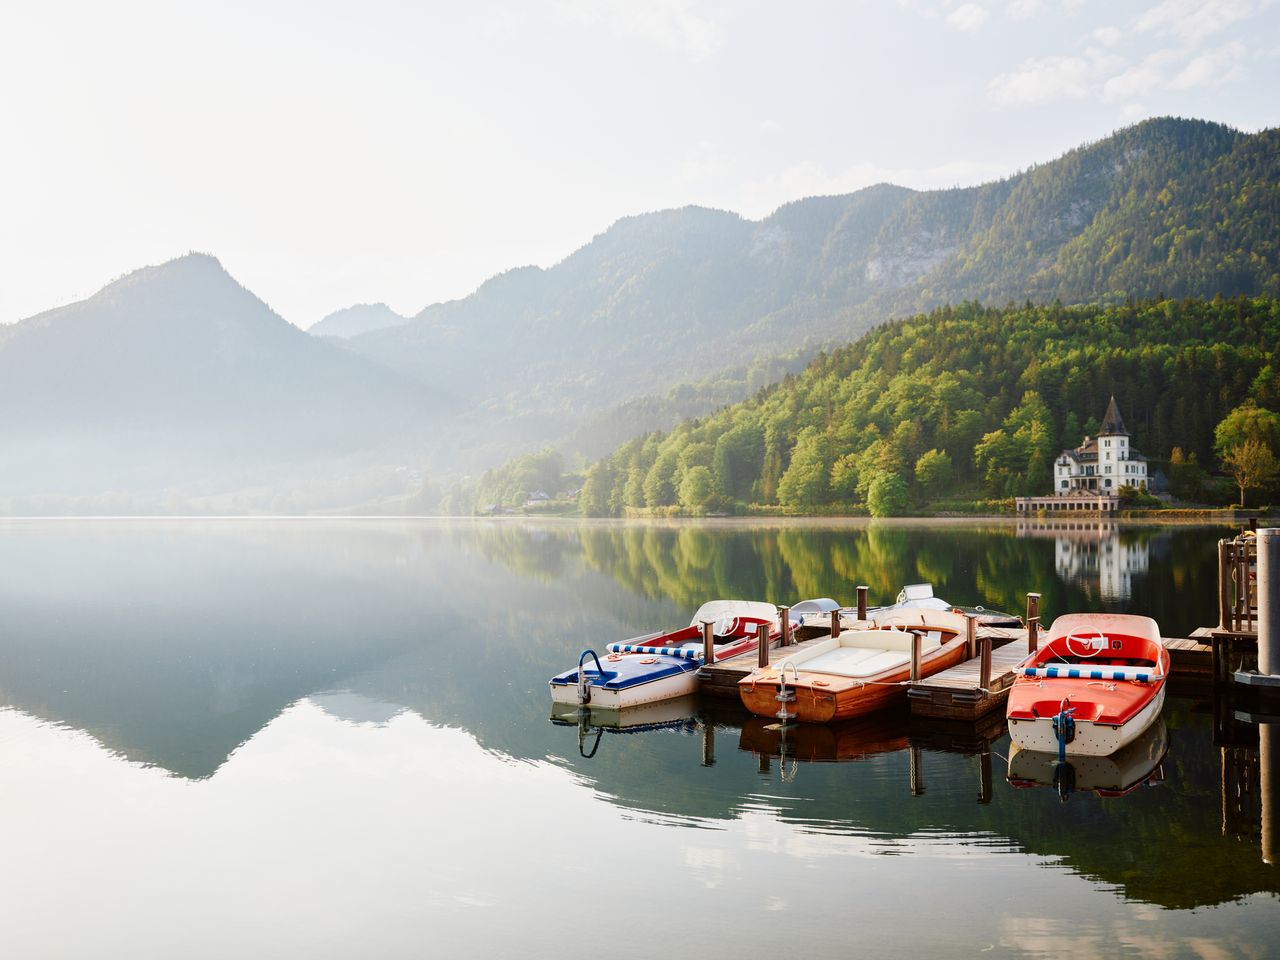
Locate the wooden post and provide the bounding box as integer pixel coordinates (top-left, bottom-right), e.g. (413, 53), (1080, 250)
(965, 614), (978, 661)
(757, 622), (770, 669)
(1026, 592), (1041, 654)
(856, 585), (868, 621)
(1219, 539), (1233, 631)
(980, 636), (992, 692)
(701, 722), (715, 768)
(701, 620), (714, 665)
(778, 605), (791, 647)
(830, 610), (841, 638)
(910, 631), (921, 683)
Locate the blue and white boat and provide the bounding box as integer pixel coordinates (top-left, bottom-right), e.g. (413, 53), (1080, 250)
(548, 600), (785, 709)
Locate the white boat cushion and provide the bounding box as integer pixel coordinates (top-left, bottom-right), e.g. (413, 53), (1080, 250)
(802, 647), (911, 678)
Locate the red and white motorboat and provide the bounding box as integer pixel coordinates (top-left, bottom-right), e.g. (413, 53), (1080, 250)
(1006, 612), (1168, 757)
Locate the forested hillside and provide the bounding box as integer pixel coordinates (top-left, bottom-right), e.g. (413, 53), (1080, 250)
(572, 297), (1280, 516)
(344, 118), (1279, 470)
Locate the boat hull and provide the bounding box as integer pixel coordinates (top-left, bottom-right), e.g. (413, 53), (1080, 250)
(548, 663), (698, 709)
(1007, 684), (1165, 756)
(738, 638), (968, 723)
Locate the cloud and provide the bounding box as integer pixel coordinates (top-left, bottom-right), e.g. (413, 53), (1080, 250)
(1101, 47), (1184, 101)
(1006, 0), (1046, 18)
(551, 0), (724, 61)
(1171, 40), (1248, 87)
(948, 3), (991, 30)
(1092, 25), (1123, 46)
(1136, 0), (1260, 43)
(988, 50), (1121, 104)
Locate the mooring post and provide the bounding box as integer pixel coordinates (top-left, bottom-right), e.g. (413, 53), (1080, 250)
(757, 622), (770, 669)
(830, 609), (840, 638)
(1219, 539), (1234, 631)
(1026, 592), (1041, 654)
(910, 631), (921, 683)
(856, 585), (868, 621)
(701, 722), (715, 768)
(779, 605), (791, 647)
(980, 636), (992, 692)
(702, 620), (715, 665)
(965, 613), (978, 661)
(1257, 528), (1280, 678)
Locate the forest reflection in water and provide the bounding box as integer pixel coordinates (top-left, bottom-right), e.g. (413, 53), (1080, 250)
(0, 518), (1275, 959)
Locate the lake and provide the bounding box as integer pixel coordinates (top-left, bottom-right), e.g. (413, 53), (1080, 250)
(1, 517), (1276, 958)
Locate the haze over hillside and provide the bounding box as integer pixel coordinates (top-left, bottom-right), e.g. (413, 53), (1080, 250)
(309, 303), (409, 339)
(0, 254), (444, 512)
(335, 118), (1279, 462)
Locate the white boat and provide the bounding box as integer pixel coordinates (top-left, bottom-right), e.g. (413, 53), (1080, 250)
(548, 599), (783, 709)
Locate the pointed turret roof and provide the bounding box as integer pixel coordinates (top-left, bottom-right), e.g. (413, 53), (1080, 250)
(1099, 396), (1129, 436)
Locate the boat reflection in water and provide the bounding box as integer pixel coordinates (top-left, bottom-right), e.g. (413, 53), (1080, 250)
(1007, 716), (1169, 802)
(738, 710), (909, 763)
(549, 696), (700, 758)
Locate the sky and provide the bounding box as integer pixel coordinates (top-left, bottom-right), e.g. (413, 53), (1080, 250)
(1, 0), (1277, 328)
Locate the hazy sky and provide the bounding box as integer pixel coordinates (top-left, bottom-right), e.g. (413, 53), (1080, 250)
(2, 0), (1277, 328)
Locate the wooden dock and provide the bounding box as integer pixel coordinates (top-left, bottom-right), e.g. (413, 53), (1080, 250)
(700, 624), (1217, 721)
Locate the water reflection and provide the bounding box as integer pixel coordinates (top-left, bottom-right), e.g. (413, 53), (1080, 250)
(0, 518), (1277, 957)
(1015, 517), (1153, 601)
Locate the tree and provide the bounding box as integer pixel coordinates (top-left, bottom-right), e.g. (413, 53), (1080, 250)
(579, 461), (617, 517)
(643, 449), (681, 507)
(867, 472), (909, 517)
(777, 428), (829, 510)
(1215, 402), (1280, 506)
(914, 449), (953, 499)
(678, 466), (716, 513)
(1222, 438), (1280, 507)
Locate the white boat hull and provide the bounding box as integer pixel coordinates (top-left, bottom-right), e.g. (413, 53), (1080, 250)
(1007, 684), (1166, 757)
(548, 669), (699, 709)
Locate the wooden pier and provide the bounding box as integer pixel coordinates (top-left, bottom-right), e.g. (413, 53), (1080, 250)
(699, 618), (1217, 720)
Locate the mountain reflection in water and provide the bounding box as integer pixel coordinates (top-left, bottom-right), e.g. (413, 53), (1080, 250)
(0, 518), (1275, 959)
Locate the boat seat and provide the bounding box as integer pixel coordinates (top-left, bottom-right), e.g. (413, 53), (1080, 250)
(838, 628), (941, 653)
(803, 647), (910, 678)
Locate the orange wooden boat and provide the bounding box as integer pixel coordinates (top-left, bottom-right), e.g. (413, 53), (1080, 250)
(738, 611), (969, 723)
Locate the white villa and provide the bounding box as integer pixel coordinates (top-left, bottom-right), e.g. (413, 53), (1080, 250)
(1053, 396), (1148, 494)
(1016, 397), (1147, 514)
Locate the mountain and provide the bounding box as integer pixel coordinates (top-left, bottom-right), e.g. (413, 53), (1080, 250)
(340, 118), (1279, 464)
(0, 254), (444, 510)
(309, 302), (409, 339)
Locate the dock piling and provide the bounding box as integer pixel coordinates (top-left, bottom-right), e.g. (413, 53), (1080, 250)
(757, 623), (770, 669)
(702, 620), (714, 665)
(1027, 593), (1041, 654)
(830, 610), (840, 639)
(779, 605), (791, 647)
(965, 614), (977, 660)
(910, 744), (925, 796)
(980, 636), (992, 692)
(856, 585), (868, 621)
(1258, 528), (1280, 677)
(910, 631), (921, 683)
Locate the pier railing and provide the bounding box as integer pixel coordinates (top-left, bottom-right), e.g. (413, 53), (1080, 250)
(1219, 534), (1258, 635)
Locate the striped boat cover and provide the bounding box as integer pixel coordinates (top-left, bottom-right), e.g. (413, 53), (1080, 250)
(1020, 665), (1164, 682)
(606, 643), (701, 661)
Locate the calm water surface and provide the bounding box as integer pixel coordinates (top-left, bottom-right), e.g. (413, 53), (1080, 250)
(0, 518), (1277, 958)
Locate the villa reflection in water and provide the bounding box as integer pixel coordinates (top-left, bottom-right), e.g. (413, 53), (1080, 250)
(1016, 517), (1152, 601)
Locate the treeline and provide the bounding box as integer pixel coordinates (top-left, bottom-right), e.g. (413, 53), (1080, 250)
(578, 297), (1280, 516)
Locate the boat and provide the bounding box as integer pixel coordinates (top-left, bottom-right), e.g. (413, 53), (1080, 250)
(1007, 716), (1168, 801)
(865, 583), (1022, 628)
(548, 599), (784, 709)
(737, 609), (970, 723)
(1006, 612), (1169, 757)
